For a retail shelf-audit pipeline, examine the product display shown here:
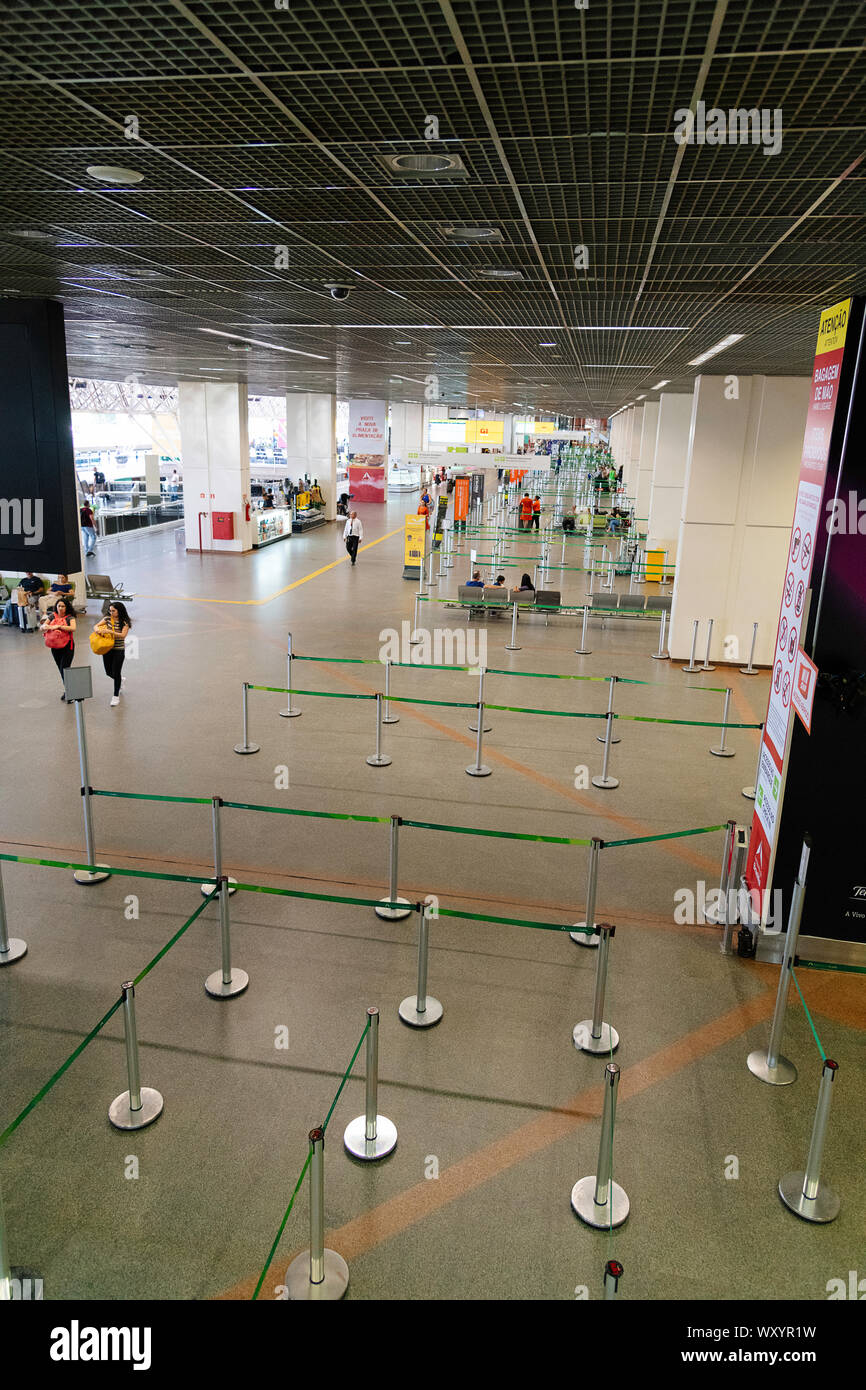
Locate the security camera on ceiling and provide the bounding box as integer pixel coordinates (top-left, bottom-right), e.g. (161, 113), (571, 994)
(324, 282), (353, 301)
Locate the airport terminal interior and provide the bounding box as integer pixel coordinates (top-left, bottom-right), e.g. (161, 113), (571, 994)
(0, 0), (864, 1307)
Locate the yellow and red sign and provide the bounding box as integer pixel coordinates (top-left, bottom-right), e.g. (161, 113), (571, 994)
(453, 475), (470, 522)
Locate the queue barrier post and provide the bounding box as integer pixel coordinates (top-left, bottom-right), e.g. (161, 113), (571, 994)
(279, 633), (302, 719)
(571, 1062), (629, 1228)
(597, 673), (621, 745)
(344, 1007), (398, 1160)
(573, 924), (618, 1053)
(205, 875), (250, 998)
(399, 902), (443, 1027)
(681, 619), (701, 674)
(720, 826), (749, 955)
(740, 622), (759, 675)
(108, 982), (164, 1130)
(234, 682), (261, 755)
(468, 665), (492, 735)
(285, 1129), (350, 1299)
(505, 600), (521, 652)
(73, 696), (110, 885)
(704, 819), (736, 925)
(382, 659), (399, 724)
(410, 594), (422, 643)
(778, 1060), (841, 1223)
(375, 815), (412, 921)
(748, 835), (811, 1086)
(651, 608), (668, 660)
(574, 602), (591, 655)
(592, 710), (620, 790)
(604, 1260), (624, 1300)
(700, 618), (716, 672)
(466, 699), (492, 777)
(201, 795), (238, 898)
(742, 726), (764, 800)
(710, 689), (735, 757)
(366, 693), (393, 768)
(0, 862), (27, 965)
(570, 836), (602, 948)
(427, 546), (437, 588)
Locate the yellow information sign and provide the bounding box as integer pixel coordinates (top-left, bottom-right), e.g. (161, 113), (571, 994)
(404, 512), (426, 570)
(644, 548), (665, 583)
(816, 298), (851, 356)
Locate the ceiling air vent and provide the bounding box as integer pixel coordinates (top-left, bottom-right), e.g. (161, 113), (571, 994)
(378, 152), (467, 179)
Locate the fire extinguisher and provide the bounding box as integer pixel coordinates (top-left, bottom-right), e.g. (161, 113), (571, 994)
(243, 495), (251, 521)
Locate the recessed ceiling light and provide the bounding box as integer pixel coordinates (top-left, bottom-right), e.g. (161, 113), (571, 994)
(439, 225), (504, 244)
(651, 380), (670, 389)
(636, 394), (646, 400)
(13, 229), (54, 240)
(475, 268), (524, 280)
(199, 328), (329, 361)
(393, 340), (411, 345)
(379, 152), (466, 176)
(86, 166), (145, 185)
(688, 334), (744, 366)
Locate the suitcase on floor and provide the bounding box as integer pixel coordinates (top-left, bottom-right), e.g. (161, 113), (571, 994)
(24, 602), (40, 631)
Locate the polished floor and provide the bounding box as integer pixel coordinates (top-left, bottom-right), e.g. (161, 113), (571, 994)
(0, 489), (863, 1301)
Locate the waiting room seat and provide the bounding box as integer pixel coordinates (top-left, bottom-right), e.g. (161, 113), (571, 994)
(535, 589), (561, 626)
(85, 573), (134, 616)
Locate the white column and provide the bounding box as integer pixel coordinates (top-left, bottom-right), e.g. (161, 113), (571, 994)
(635, 401), (658, 533)
(178, 381), (253, 553)
(285, 391), (337, 520)
(669, 375), (810, 663)
(647, 392), (692, 560)
(389, 402), (423, 467)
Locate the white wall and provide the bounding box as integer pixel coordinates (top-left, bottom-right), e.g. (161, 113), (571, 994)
(286, 392), (337, 519)
(647, 392), (693, 560)
(179, 381), (253, 553)
(635, 401), (658, 529)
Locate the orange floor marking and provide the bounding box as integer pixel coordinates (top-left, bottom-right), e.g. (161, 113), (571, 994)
(218, 989), (775, 1299)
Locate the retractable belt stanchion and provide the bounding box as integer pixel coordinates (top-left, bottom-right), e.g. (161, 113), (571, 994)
(468, 665), (492, 734)
(604, 1259), (623, 1300)
(651, 608), (668, 660)
(710, 688), (735, 757)
(108, 982), (164, 1130)
(592, 710), (620, 789)
(597, 674), (621, 745)
(279, 633), (302, 718)
(570, 836), (602, 948)
(740, 622), (760, 675)
(748, 835), (811, 1085)
(0, 862), (27, 965)
(382, 658), (399, 724)
(375, 815), (412, 920)
(205, 875), (249, 998)
(366, 693), (392, 768)
(505, 600), (521, 652)
(73, 696), (110, 885)
(234, 681), (261, 755)
(201, 795), (237, 898)
(779, 1059), (841, 1223)
(574, 602), (591, 656)
(427, 546), (437, 588)
(700, 617), (716, 672)
(573, 924), (618, 1052)
(285, 1129), (349, 1299)
(410, 593), (422, 643)
(681, 619), (701, 674)
(742, 725), (764, 800)
(720, 826), (748, 955)
(571, 1062), (629, 1228)
(344, 1007), (398, 1160)
(399, 902), (443, 1026)
(446, 525), (454, 569)
(704, 819), (736, 925)
(466, 699), (492, 777)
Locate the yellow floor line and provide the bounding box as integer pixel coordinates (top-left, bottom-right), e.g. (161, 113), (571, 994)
(135, 527), (403, 605)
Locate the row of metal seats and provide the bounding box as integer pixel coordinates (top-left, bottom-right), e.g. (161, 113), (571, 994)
(589, 590), (672, 613)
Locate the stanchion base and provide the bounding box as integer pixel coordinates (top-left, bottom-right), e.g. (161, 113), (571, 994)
(382, 713), (400, 725)
(0, 938), (28, 965)
(747, 1049), (797, 1085)
(343, 1114), (398, 1161)
(465, 763), (492, 777)
(278, 709), (302, 719)
(650, 652), (669, 660)
(699, 664), (716, 673)
(573, 1020), (619, 1054)
(591, 775), (620, 789)
(742, 785), (756, 800)
(205, 967), (249, 999)
(233, 743), (260, 755)
(681, 664), (701, 673)
(571, 1176), (629, 1229)
(399, 995), (443, 1028)
(778, 1172), (840, 1224)
(73, 864), (111, 885)
(574, 648), (592, 656)
(596, 732), (621, 744)
(366, 754), (393, 767)
(375, 897), (413, 920)
(504, 644), (522, 652)
(108, 1086), (164, 1131)
(739, 667), (760, 676)
(710, 746), (735, 758)
(468, 720), (492, 733)
(569, 923), (600, 948)
(284, 1249), (349, 1300)
(201, 876), (237, 898)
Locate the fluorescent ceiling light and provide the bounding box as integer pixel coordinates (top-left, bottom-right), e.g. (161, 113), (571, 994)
(651, 380), (670, 389)
(86, 165), (145, 184)
(198, 328), (329, 361)
(636, 394), (646, 400)
(233, 324), (691, 332)
(688, 334), (744, 367)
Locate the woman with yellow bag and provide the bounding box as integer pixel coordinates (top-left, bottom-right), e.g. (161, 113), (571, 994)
(91, 601), (132, 707)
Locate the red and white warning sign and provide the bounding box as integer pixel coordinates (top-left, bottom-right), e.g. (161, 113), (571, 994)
(791, 648), (819, 734)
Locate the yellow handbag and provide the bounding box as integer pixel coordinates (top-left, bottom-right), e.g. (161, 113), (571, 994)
(89, 628), (115, 655)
